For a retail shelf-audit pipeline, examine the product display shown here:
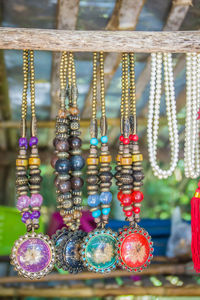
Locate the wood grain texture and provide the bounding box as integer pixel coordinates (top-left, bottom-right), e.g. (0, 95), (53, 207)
(0, 28), (200, 52)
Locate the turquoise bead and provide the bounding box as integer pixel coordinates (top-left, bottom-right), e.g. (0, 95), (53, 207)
(101, 136), (108, 143)
(90, 138), (98, 146)
(92, 210), (101, 218)
(102, 207), (110, 215)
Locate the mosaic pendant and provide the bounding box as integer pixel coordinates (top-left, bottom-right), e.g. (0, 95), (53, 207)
(117, 225), (154, 272)
(52, 227), (87, 274)
(10, 232), (56, 279)
(80, 228), (118, 273)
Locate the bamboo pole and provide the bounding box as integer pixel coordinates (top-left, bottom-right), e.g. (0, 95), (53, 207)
(0, 285), (200, 297)
(0, 28), (200, 52)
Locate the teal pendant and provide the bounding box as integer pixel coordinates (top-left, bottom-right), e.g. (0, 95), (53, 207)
(80, 228), (117, 273)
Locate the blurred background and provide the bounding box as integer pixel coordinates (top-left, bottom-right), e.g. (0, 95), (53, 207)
(0, 0), (200, 299)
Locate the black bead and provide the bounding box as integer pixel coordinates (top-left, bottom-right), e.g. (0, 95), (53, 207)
(58, 181), (71, 193)
(56, 140), (69, 152)
(99, 171), (113, 183)
(55, 159), (71, 174)
(70, 155), (85, 171)
(68, 137), (82, 150)
(71, 177), (84, 190)
(86, 175), (99, 185)
(119, 174), (133, 185)
(133, 171), (144, 182)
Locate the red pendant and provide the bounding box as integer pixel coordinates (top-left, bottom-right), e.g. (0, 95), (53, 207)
(117, 226), (154, 272)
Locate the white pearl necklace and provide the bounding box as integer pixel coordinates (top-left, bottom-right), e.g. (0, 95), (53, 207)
(147, 53), (179, 179)
(184, 53), (200, 179)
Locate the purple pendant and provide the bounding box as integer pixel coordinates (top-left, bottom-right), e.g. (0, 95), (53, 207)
(11, 232), (55, 279)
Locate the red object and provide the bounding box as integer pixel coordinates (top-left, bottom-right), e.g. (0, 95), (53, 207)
(121, 194), (133, 206)
(129, 134), (134, 140)
(123, 138), (130, 145)
(119, 135), (124, 142)
(125, 211), (133, 217)
(120, 233), (150, 268)
(132, 135), (139, 141)
(191, 192), (200, 273)
(117, 190), (123, 201)
(133, 206), (141, 214)
(132, 191), (144, 203)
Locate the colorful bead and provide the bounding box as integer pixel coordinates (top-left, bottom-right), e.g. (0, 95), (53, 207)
(58, 109), (67, 118)
(17, 195), (30, 211)
(16, 159), (28, 167)
(133, 207), (141, 214)
(102, 207), (111, 215)
(55, 140), (69, 152)
(123, 138), (130, 145)
(19, 137), (28, 149)
(87, 157), (99, 165)
(22, 211), (31, 220)
(70, 155), (85, 171)
(69, 106), (80, 115)
(31, 194), (43, 207)
(29, 157), (41, 166)
(132, 154), (143, 162)
(132, 135), (139, 141)
(90, 138), (98, 146)
(99, 155), (112, 163)
(101, 136), (108, 143)
(58, 181), (71, 193)
(125, 210), (133, 217)
(88, 194), (100, 207)
(121, 194), (133, 206)
(100, 191), (112, 204)
(119, 135), (124, 142)
(117, 190), (123, 201)
(55, 159), (71, 173)
(31, 210), (41, 219)
(131, 191), (144, 203)
(92, 209), (101, 218)
(120, 157), (132, 165)
(71, 176), (84, 190)
(29, 136), (38, 146)
(116, 154), (122, 162)
(68, 137), (82, 149)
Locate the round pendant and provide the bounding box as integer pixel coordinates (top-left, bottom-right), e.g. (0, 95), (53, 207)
(117, 226), (154, 272)
(10, 232), (55, 279)
(52, 228), (87, 274)
(80, 228), (118, 273)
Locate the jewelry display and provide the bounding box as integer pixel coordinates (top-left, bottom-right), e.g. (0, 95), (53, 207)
(116, 53), (153, 272)
(184, 53), (200, 179)
(147, 53), (179, 179)
(80, 52), (117, 273)
(52, 52), (86, 274)
(11, 50), (55, 279)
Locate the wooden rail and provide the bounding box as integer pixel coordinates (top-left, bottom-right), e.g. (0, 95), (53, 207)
(0, 28), (200, 52)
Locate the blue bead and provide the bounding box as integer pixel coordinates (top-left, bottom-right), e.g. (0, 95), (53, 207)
(100, 192), (112, 204)
(90, 138), (98, 146)
(101, 136), (108, 143)
(70, 155), (85, 171)
(92, 210), (101, 218)
(55, 159), (71, 174)
(88, 194), (100, 207)
(102, 207), (110, 215)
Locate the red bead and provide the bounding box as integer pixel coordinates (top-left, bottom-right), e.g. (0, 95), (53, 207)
(117, 190), (123, 201)
(129, 134), (134, 141)
(133, 135), (139, 141)
(133, 206), (140, 214)
(121, 194), (133, 206)
(119, 135), (124, 142)
(123, 138), (130, 145)
(125, 211), (133, 217)
(131, 191), (144, 203)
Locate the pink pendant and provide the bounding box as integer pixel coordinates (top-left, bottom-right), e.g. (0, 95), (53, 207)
(117, 226), (154, 272)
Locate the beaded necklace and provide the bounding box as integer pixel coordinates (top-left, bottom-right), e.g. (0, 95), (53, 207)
(116, 53), (153, 272)
(52, 52), (86, 274)
(80, 52), (117, 273)
(11, 50), (55, 279)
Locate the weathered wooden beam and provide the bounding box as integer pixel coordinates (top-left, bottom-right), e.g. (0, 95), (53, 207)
(81, 0), (145, 118)
(0, 28), (199, 52)
(50, 0), (80, 119)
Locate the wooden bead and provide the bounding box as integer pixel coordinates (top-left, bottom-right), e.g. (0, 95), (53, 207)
(87, 157), (99, 165)
(16, 159), (28, 167)
(132, 154), (143, 162)
(99, 155), (112, 163)
(29, 157), (41, 166)
(120, 157), (132, 165)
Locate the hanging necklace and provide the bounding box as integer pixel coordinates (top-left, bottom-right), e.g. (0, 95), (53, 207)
(147, 53), (179, 179)
(51, 52), (86, 274)
(11, 50), (55, 279)
(184, 53), (200, 179)
(116, 53), (153, 272)
(80, 52), (117, 273)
